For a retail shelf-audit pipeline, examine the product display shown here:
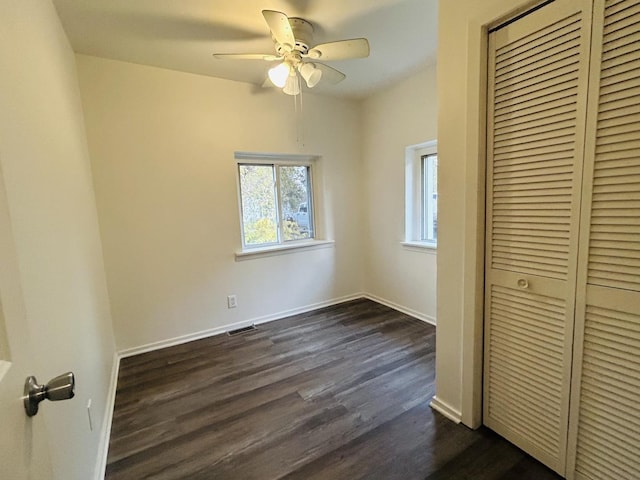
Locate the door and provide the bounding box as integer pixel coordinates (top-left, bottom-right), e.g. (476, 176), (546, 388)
(483, 0), (593, 473)
(0, 165), (54, 479)
(566, 1), (640, 478)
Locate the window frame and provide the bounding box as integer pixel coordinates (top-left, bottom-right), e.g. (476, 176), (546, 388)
(235, 152), (319, 252)
(421, 152), (438, 243)
(404, 140), (437, 250)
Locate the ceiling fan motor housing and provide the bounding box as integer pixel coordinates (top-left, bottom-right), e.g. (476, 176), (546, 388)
(275, 17), (314, 55)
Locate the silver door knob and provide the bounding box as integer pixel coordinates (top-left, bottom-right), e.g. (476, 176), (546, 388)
(24, 372), (75, 417)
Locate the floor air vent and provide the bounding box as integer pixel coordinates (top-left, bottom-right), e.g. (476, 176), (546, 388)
(227, 325), (256, 336)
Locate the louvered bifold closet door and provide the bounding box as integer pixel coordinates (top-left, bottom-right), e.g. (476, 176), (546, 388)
(483, 0), (593, 474)
(567, 1), (640, 479)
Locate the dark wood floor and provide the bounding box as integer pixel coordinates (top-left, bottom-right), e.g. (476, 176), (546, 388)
(106, 298), (562, 480)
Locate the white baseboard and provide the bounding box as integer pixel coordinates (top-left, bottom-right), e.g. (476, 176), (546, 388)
(94, 352), (120, 480)
(430, 396), (462, 424)
(364, 293), (436, 326)
(118, 293), (365, 358)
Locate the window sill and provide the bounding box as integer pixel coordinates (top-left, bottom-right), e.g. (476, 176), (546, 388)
(235, 239), (335, 260)
(401, 241), (437, 254)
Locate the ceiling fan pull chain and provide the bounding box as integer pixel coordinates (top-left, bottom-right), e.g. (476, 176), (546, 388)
(295, 78), (305, 148)
(293, 84), (299, 145)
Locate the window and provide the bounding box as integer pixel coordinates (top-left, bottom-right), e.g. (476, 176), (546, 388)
(237, 157), (315, 249)
(405, 141), (437, 248)
(421, 152), (438, 243)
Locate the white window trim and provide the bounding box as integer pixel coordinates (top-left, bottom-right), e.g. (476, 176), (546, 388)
(401, 241), (437, 254)
(405, 140), (437, 249)
(235, 152), (327, 256)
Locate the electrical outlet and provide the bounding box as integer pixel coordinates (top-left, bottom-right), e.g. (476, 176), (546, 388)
(87, 398), (93, 431)
(227, 295), (237, 309)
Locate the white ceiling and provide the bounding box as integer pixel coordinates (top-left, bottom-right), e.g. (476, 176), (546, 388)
(52, 0), (438, 99)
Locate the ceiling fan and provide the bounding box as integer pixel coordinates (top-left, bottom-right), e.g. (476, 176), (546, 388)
(213, 10), (370, 95)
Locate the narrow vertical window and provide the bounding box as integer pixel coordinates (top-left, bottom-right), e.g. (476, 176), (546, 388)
(405, 141), (437, 248)
(421, 153), (438, 244)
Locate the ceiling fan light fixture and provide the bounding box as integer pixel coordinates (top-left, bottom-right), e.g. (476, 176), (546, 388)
(214, 10), (365, 96)
(299, 63), (322, 88)
(283, 74), (300, 96)
(268, 62), (290, 88)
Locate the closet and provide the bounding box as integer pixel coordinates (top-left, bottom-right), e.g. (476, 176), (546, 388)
(483, 0), (640, 478)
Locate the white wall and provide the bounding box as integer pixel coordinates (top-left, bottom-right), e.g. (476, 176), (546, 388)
(76, 55), (365, 351)
(436, 0), (544, 427)
(361, 67), (438, 321)
(0, 1), (116, 478)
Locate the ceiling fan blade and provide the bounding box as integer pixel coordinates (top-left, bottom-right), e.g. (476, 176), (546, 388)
(314, 63), (346, 84)
(307, 38), (370, 61)
(262, 10), (295, 51)
(213, 53), (280, 61)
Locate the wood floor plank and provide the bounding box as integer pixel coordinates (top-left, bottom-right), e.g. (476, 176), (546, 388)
(105, 298), (562, 480)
